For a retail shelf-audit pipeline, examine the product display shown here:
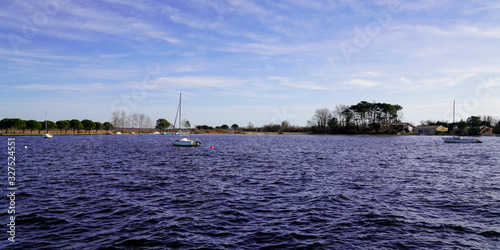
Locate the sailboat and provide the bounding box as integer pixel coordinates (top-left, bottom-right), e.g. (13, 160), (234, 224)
(43, 111), (53, 138)
(442, 100), (481, 143)
(172, 93), (200, 147)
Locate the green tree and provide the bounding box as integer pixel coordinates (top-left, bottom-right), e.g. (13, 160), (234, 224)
(467, 116), (482, 135)
(221, 124), (229, 130)
(183, 120), (191, 129)
(3, 118), (26, 134)
(493, 121), (500, 134)
(94, 122), (104, 133)
(231, 124), (239, 131)
(155, 119), (171, 132)
(0, 118), (14, 133)
(70, 119), (83, 133)
(56, 120), (71, 133)
(42, 121), (57, 133)
(81, 119), (95, 134)
(26, 120), (42, 133)
(103, 122), (114, 132)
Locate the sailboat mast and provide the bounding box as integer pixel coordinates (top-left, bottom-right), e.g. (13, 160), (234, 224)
(179, 92), (182, 133)
(45, 110), (48, 133)
(452, 100), (455, 136)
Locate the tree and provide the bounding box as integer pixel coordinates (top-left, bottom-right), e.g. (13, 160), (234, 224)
(247, 122), (254, 131)
(231, 124), (239, 131)
(280, 121), (290, 132)
(26, 120), (42, 133)
(327, 117), (339, 133)
(311, 108), (332, 133)
(481, 115), (496, 127)
(56, 120), (70, 133)
(4, 118), (26, 134)
(467, 116), (482, 135)
(41, 121), (56, 133)
(120, 111), (127, 132)
(103, 122), (114, 132)
(112, 111), (121, 132)
(221, 124), (229, 130)
(70, 119), (83, 133)
(0, 118), (14, 133)
(494, 121), (500, 134)
(82, 119), (95, 134)
(94, 122), (104, 133)
(182, 119), (191, 129)
(155, 119), (171, 132)
(457, 120), (468, 135)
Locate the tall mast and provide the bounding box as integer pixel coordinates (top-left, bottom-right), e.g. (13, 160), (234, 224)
(179, 92), (182, 132)
(452, 100), (455, 136)
(45, 110), (48, 133)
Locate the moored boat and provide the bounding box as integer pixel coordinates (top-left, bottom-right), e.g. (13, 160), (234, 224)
(442, 136), (482, 143)
(171, 93), (200, 147)
(442, 100), (482, 143)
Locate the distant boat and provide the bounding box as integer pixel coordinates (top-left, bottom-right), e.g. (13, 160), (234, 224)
(43, 111), (53, 138)
(172, 93), (200, 147)
(153, 132), (160, 135)
(116, 132), (122, 135)
(442, 100), (482, 143)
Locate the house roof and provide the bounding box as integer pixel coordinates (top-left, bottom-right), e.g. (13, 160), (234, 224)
(414, 125), (445, 130)
(391, 122), (415, 126)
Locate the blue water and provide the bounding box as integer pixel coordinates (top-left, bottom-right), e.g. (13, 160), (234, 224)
(1, 134), (499, 249)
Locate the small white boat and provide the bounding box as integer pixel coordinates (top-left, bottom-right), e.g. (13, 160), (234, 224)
(43, 133), (53, 138)
(442, 100), (481, 143)
(442, 136), (482, 143)
(173, 137), (201, 146)
(116, 132), (122, 135)
(171, 93), (200, 147)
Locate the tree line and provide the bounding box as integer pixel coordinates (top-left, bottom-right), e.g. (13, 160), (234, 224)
(0, 118), (114, 134)
(308, 101), (404, 134)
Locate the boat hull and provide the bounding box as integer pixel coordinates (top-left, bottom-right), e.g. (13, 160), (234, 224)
(43, 134), (53, 138)
(173, 138), (200, 147)
(442, 137), (482, 143)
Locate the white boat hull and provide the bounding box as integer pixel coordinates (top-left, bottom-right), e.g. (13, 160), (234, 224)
(173, 138), (200, 147)
(43, 134), (53, 138)
(442, 137), (481, 143)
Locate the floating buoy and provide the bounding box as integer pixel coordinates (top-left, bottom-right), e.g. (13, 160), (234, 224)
(210, 146), (213, 149)
(25, 146), (27, 149)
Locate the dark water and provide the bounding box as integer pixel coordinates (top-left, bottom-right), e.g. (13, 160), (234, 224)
(1, 134), (499, 249)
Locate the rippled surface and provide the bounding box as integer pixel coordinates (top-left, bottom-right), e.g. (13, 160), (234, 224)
(2, 134), (499, 249)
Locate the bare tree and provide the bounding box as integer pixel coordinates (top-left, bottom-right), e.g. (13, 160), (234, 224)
(333, 104), (349, 127)
(112, 111), (121, 132)
(120, 110), (127, 133)
(311, 108), (332, 133)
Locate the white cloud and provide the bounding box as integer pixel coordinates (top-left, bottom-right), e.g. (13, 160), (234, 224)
(347, 79), (380, 89)
(15, 83), (108, 92)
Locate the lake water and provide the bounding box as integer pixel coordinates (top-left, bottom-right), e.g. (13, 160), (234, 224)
(2, 134), (499, 249)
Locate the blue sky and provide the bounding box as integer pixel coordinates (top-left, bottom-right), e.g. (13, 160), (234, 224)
(1, 0), (500, 127)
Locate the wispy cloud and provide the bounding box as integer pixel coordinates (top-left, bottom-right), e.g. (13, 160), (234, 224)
(15, 83), (108, 92)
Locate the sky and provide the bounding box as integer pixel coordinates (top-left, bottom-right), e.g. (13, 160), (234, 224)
(1, 0), (500, 127)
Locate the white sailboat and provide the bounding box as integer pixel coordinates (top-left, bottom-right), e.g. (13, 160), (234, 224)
(172, 93), (200, 147)
(43, 111), (53, 138)
(442, 100), (481, 143)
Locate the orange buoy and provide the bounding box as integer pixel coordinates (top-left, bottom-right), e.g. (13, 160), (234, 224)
(210, 146), (213, 149)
